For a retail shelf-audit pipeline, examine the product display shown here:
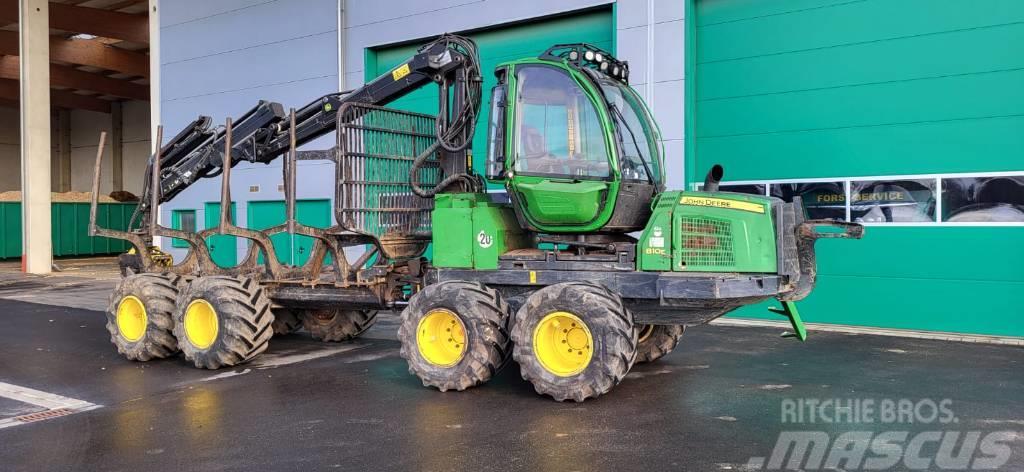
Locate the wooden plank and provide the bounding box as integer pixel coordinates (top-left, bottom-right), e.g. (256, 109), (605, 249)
(0, 56), (147, 101)
(0, 3), (148, 44)
(0, 31), (148, 77)
(0, 78), (112, 113)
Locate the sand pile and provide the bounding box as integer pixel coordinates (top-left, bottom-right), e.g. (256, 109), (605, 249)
(0, 191), (118, 203)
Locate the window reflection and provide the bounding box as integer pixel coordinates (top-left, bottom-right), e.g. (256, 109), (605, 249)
(513, 66), (609, 179)
(851, 179), (936, 223)
(770, 182), (847, 221)
(942, 176), (1024, 222)
(718, 184), (766, 196)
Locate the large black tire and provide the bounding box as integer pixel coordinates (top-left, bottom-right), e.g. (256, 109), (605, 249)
(302, 309), (377, 341)
(173, 276), (274, 369)
(635, 324), (685, 363)
(105, 273), (183, 361)
(271, 307), (303, 335)
(511, 282), (637, 402)
(398, 281), (511, 392)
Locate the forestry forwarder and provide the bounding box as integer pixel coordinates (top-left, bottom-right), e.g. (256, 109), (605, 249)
(89, 34), (862, 401)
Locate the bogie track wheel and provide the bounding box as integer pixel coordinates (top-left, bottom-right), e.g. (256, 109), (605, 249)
(302, 308), (377, 342)
(635, 324), (685, 363)
(271, 307), (303, 335)
(511, 282), (637, 402)
(173, 276), (274, 369)
(106, 273), (184, 361)
(398, 281), (512, 392)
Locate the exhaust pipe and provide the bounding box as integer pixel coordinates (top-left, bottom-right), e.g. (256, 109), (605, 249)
(703, 164), (724, 192)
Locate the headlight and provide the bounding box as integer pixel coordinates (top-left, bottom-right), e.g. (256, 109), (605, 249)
(584, 51), (595, 61)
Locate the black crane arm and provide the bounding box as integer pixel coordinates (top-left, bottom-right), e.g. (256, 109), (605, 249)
(138, 34), (480, 213)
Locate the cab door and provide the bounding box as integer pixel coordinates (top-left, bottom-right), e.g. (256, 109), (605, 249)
(508, 65), (612, 227)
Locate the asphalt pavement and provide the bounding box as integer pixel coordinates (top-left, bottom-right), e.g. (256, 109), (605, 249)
(0, 295), (1022, 471)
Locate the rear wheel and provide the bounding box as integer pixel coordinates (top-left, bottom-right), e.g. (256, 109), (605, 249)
(635, 324), (685, 363)
(105, 273), (183, 361)
(302, 309), (377, 341)
(173, 276), (274, 369)
(398, 281), (511, 392)
(511, 282), (637, 402)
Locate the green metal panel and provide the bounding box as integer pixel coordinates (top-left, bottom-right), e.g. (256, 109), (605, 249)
(246, 199), (332, 266)
(637, 191), (776, 272)
(0, 202), (135, 259)
(512, 177), (608, 226)
(0, 203), (22, 259)
(366, 8), (614, 183)
(204, 202), (237, 267)
(247, 201), (291, 265)
(432, 193), (527, 269)
(294, 199), (331, 266)
(693, 0), (1024, 336)
(693, 0), (1024, 180)
(731, 227), (1024, 338)
(431, 194), (475, 268)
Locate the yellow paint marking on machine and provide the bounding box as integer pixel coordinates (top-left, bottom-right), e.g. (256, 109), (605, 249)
(391, 63), (411, 81)
(679, 196), (765, 214)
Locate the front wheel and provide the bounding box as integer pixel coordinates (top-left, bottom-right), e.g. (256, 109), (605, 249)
(511, 282), (637, 402)
(398, 281), (511, 392)
(105, 273), (183, 361)
(173, 276), (274, 369)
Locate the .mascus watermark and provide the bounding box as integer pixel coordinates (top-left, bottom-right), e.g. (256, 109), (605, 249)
(746, 398), (1020, 470)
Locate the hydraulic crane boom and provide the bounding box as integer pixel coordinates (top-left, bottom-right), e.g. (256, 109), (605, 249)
(138, 33), (482, 215)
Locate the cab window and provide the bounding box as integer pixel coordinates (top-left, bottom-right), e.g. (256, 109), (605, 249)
(513, 65), (610, 179)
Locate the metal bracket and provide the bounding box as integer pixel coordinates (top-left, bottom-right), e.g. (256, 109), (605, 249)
(769, 300), (807, 341)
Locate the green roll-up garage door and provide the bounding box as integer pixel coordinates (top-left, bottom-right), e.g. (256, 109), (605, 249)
(366, 8), (614, 178)
(693, 0), (1024, 336)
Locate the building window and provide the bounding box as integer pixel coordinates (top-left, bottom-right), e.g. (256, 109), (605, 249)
(941, 176), (1024, 222)
(718, 183), (766, 196)
(706, 171), (1024, 226)
(851, 179), (936, 223)
(171, 209), (196, 248)
(770, 182), (847, 221)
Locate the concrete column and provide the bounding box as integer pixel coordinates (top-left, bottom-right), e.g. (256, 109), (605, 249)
(19, 0), (52, 274)
(111, 101), (123, 191)
(148, 0), (162, 248)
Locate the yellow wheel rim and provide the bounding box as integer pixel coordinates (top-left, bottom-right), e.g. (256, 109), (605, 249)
(184, 299), (219, 349)
(533, 311), (593, 377)
(116, 295), (147, 342)
(416, 308), (467, 367)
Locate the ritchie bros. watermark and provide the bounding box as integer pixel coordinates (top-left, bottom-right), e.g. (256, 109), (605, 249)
(746, 398), (1020, 470)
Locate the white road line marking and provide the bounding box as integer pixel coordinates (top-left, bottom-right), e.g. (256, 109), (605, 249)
(0, 382), (100, 429)
(0, 382), (97, 410)
(249, 344), (366, 369)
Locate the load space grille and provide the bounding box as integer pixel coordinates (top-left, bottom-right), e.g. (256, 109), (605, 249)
(337, 103), (439, 257)
(679, 216), (735, 267)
